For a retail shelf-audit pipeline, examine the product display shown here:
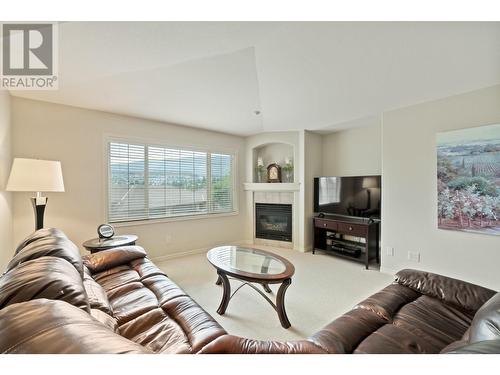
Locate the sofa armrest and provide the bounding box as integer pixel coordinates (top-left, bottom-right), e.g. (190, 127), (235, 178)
(0, 299), (151, 354)
(448, 340), (500, 354)
(83, 246), (147, 273)
(395, 269), (496, 312)
(198, 334), (328, 354)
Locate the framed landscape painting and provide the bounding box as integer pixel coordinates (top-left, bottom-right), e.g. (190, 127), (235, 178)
(437, 123), (500, 236)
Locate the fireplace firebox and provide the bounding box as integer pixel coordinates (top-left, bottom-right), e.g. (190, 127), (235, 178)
(255, 203), (292, 242)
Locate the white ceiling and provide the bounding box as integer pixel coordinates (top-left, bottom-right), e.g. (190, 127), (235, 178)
(9, 22), (500, 136)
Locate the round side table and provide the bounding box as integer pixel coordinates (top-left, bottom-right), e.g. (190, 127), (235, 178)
(82, 235), (138, 254)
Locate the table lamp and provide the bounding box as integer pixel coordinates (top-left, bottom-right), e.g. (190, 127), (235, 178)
(362, 176), (378, 209)
(6, 158), (65, 230)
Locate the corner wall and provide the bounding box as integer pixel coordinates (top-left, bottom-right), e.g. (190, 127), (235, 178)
(381, 84), (500, 290)
(11, 97), (248, 260)
(322, 118), (382, 176)
(0, 91), (13, 270)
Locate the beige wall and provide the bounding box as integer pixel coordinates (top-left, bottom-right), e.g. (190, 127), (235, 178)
(0, 91), (12, 270)
(255, 143), (294, 166)
(322, 119), (382, 176)
(11, 97), (248, 260)
(381, 84), (500, 290)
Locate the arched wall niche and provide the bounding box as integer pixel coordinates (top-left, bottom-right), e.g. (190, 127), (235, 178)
(251, 142), (295, 182)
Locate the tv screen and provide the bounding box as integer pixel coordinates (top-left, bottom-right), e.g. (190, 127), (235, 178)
(314, 176), (381, 219)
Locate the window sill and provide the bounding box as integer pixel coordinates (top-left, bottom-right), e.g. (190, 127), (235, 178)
(111, 210), (239, 228)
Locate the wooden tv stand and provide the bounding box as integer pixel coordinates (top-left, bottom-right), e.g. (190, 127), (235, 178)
(313, 215), (380, 269)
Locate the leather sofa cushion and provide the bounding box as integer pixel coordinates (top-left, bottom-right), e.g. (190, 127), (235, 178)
(83, 271), (113, 315)
(355, 283), (421, 321)
(469, 292), (500, 343)
(119, 308), (192, 353)
(0, 299), (149, 354)
(0, 256), (90, 312)
(309, 283), (420, 353)
(14, 227), (67, 254)
(91, 308), (119, 333)
(448, 339), (500, 354)
(160, 295), (227, 353)
(391, 295), (473, 347)
(440, 338), (469, 353)
(354, 295), (474, 354)
(6, 235), (83, 278)
(440, 327), (471, 353)
(395, 269), (495, 312)
(354, 323), (442, 354)
(92, 257), (226, 353)
(83, 246), (147, 273)
(198, 334), (328, 354)
(311, 278), (477, 354)
(310, 308), (387, 353)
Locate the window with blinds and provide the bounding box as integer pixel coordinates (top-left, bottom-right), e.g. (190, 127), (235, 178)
(108, 141), (235, 223)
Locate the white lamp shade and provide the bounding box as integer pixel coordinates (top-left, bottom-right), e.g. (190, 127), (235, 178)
(362, 176), (378, 189)
(6, 158), (65, 192)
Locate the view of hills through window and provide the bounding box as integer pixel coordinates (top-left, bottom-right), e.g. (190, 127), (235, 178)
(108, 142), (233, 222)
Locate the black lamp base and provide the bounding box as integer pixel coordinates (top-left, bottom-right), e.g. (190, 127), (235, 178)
(31, 196), (48, 231)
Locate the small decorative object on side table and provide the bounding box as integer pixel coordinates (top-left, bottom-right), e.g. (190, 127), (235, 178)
(83, 224), (138, 254)
(97, 223), (115, 239)
(267, 163), (281, 183)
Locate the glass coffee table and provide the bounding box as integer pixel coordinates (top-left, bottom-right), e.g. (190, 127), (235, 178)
(207, 245), (295, 329)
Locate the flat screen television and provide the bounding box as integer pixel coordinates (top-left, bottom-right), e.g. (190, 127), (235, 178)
(314, 175), (381, 220)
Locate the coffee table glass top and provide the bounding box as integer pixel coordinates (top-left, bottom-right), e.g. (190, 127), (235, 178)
(207, 246), (294, 278)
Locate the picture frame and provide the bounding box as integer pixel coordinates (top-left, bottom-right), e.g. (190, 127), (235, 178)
(437, 123), (500, 236)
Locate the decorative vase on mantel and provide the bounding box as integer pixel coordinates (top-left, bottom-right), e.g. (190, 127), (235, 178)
(255, 167), (265, 183)
(282, 158), (294, 183)
(283, 169), (293, 183)
(256, 157), (265, 183)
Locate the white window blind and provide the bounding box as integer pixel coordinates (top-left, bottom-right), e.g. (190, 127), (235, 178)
(109, 143), (147, 222)
(108, 142), (235, 223)
(210, 153), (233, 213)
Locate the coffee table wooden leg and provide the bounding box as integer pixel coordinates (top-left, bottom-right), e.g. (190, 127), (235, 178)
(216, 271), (231, 315)
(262, 282), (272, 293)
(276, 278), (292, 328)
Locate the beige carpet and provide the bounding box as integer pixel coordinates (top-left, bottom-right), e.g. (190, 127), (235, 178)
(155, 245), (393, 342)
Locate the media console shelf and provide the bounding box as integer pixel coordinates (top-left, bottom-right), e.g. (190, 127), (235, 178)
(313, 215), (380, 269)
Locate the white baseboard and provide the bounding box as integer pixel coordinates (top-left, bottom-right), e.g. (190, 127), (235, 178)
(150, 239), (253, 263)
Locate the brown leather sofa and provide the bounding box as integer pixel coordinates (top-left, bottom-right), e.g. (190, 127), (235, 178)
(0, 228), (225, 353)
(0, 228), (499, 354)
(200, 270), (500, 354)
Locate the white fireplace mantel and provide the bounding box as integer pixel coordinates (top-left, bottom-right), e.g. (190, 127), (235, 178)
(243, 182), (301, 192)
